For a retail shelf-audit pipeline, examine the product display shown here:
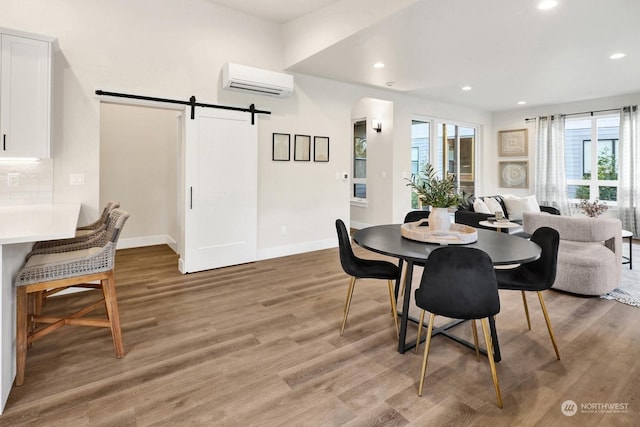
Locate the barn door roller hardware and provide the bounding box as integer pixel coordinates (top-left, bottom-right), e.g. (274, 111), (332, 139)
(95, 90), (270, 124)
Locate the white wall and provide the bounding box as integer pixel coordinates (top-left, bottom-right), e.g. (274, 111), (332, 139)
(1, 0), (284, 227)
(350, 97), (394, 229)
(491, 92), (640, 198)
(99, 103), (178, 249)
(1, 0), (495, 260)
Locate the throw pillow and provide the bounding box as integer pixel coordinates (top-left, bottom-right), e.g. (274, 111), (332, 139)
(483, 197), (505, 217)
(473, 198), (491, 214)
(503, 194), (541, 220)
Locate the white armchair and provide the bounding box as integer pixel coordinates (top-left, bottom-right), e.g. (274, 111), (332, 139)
(523, 212), (622, 296)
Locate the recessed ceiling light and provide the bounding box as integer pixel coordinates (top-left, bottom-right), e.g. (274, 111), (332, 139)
(517, 101), (527, 105)
(461, 86), (472, 91)
(538, 1), (558, 10)
(610, 52), (626, 59)
(373, 62), (385, 68)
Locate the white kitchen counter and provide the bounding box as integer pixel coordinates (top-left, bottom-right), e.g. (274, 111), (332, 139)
(0, 204), (81, 245)
(0, 203), (80, 413)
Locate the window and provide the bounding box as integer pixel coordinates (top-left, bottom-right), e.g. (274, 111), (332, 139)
(411, 147), (420, 175)
(410, 118), (477, 209)
(352, 120), (367, 200)
(437, 123), (476, 198)
(565, 115), (619, 202)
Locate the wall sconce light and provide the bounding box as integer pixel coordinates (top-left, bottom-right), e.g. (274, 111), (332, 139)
(372, 119), (382, 133)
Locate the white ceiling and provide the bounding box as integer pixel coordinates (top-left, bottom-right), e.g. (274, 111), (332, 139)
(208, 0), (640, 112)
(205, 0), (340, 23)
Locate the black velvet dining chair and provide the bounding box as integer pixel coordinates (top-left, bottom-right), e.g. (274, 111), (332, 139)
(495, 226), (561, 360)
(414, 246), (503, 408)
(396, 210), (431, 298)
(403, 210), (430, 224)
(335, 219), (400, 337)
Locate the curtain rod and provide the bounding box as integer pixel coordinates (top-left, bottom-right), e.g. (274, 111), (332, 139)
(95, 90), (271, 124)
(524, 107), (624, 122)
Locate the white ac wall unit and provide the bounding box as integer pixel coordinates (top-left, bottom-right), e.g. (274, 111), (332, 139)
(222, 63), (294, 98)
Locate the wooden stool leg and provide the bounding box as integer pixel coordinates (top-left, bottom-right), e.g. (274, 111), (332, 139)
(34, 290), (44, 316)
(16, 286), (28, 386)
(102, 271), (125, 358)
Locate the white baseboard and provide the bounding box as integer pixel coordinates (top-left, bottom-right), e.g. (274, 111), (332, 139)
(117, 235), (177, 253)
(118, 235), (338, 263)
(258, 238), (337, 261)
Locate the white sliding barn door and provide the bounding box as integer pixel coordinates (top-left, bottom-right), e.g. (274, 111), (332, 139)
(180, 108), (257, 273)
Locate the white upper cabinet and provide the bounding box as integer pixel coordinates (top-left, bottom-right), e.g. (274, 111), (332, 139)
(0, 29), (54, 159)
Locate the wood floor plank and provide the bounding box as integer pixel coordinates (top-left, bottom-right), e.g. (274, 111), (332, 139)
(1, 243), (638, 426)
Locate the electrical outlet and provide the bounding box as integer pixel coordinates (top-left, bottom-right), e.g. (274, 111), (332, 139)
(7, 173), (19, 187)
(69, 173), (85, 186)
(280, 226), (287, 235)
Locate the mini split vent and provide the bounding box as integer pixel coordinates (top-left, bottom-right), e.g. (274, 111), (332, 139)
(221, 63), (294, 98)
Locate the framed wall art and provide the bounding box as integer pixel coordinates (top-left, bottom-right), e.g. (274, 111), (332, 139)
(499, 161), (529, 188)
(272, 133), (290, 161)
(313, 136), (329, 162)
(294, 134), (311, 161)
(498, 128), (528, 157)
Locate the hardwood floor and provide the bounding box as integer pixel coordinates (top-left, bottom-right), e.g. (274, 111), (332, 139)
(1, 244), (638, 426)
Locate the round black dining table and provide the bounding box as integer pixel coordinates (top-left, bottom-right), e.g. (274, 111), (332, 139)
(353, 224), (542, 359)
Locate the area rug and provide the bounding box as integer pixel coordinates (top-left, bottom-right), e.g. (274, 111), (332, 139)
(601, 240), (640, 307)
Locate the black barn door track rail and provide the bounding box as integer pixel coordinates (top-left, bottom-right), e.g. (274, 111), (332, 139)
(95, 90), (270, 124)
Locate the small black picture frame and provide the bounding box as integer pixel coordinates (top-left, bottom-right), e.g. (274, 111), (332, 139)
(272, 133), (290, 161)
(314, 136), (329, 162)
(294, 134), (311, 161)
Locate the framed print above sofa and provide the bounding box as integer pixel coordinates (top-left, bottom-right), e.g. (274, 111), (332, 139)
(499, 161), (528, 189)
(498, 129), (528, 157)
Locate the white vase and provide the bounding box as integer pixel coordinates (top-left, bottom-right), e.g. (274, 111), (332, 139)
(429, 207), (451, 233)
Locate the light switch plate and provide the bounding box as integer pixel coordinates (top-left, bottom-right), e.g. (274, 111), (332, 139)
(69, 173), (85, 186)
(7, 173), (19, 187)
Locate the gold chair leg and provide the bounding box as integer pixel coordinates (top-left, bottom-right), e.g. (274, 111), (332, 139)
(537, 291), (560, 360)
(480, 318), (503, 409)
(398, 264), (407, 300)
(340, 277), (357, 336)
(521, 291), (531, 330)
(415, 309), (426, 354)
(387, 280), (399, 338)
(471, 319), (480, 361)
(417, 313), (436, 396)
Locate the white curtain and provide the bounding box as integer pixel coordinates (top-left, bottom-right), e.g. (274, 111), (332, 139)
(618, 105), (639, 237)
(535, 115), (570, 214)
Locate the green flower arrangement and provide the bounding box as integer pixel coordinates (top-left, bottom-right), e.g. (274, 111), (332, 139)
(406, 163), (461, 208)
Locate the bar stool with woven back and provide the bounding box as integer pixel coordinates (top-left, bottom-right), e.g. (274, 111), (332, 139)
(31, 200), (120, 251)
(14, 208), (129, 386)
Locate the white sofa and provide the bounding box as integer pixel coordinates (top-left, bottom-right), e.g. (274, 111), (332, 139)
(523, 212), (622, 296)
